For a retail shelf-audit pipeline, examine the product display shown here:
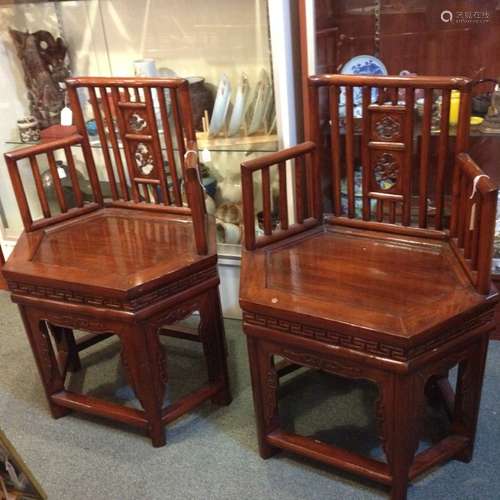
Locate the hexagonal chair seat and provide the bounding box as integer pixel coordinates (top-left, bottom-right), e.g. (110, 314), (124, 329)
(241, 225), (492, 361)
(6, 208), (217, 308)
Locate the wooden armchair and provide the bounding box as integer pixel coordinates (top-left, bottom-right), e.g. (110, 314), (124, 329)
(3, 77), (231, 447)
(239, 74), (498, 499)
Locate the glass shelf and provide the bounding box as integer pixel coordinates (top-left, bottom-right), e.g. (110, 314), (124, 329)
(5, 134), (279, 155)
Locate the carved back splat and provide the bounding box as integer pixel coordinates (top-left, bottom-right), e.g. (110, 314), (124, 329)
(309, 74), (473, 232)
(66, 77), (198, 212)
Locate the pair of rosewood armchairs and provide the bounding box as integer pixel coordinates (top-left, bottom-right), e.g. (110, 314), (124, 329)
(2, 74), (498, 499)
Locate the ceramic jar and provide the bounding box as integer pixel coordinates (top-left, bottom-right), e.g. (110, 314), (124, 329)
(472, 94), (491, 116)
(215, 202), (242, 244)
(201, 175), (217, 198)
(86, 119), (98, 136)
(215, 203), (242, 225)
(17, 117), (40, 143)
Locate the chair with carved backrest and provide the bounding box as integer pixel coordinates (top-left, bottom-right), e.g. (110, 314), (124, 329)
(3, 77), (231, 447)
(239, 74), (498, 499)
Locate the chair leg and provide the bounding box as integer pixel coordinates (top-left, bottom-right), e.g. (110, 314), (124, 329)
(48, 324), (82, 372)
(120, 324), (166, 447)
(451, 333), (489, 463)
(18, 306), (71, 419)
(384, 373), (425, 500)
(246, 336), (280, 459)
(199, 287), (232, 406)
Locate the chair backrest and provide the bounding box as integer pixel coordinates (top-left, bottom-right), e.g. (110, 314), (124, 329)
(307, 74), (497, 293)
(66, 76), (198, 211)
(5, 77), (209, 254)
(308, 74), (473, 235)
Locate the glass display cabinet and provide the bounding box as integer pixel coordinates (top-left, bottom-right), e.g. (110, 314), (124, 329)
(299, 0), (500, 334)
(0, 0), (299, 317)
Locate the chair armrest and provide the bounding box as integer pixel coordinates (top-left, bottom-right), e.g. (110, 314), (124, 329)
(4, 134), (84, 162)
(3, 134), (103, 232)
(240, 141), (321, 250)
(450, 152), (498, 294)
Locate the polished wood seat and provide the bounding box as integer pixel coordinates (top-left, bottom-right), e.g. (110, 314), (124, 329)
(27, 209), (206, 286)
(3, 77), (231, 447)
(242, 225), (487, 345)
(239, 75), (498, 499)
(8, 208), (218, 308)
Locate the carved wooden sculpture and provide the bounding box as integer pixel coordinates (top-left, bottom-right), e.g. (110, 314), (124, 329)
(9, 29), (70, 128)
(239, 74), (498, 499)
(3, 77), (231, 447)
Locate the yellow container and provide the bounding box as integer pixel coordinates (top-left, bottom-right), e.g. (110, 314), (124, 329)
(449, 89), (461, 126)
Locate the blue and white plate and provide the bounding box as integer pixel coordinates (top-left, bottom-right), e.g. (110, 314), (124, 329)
(339, 55), (388, 111)
(341, 55), (387, 77)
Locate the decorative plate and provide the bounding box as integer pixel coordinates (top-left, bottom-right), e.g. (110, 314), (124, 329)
(340, 55), (388, 110)
(227, 73), (250, 137)
(341, 55), (387, 77)
(247, 69), (271, 135)
(261, 86), (274, 130)
(209, 74), (231, 137)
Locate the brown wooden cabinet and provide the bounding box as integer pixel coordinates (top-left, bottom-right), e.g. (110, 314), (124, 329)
(315, 0), (500, 78)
